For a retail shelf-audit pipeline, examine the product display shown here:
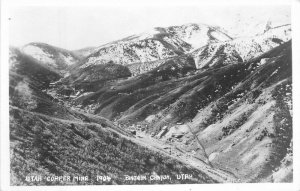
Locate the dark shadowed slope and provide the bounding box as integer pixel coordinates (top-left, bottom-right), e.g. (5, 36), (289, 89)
(63, 61), (132, 92)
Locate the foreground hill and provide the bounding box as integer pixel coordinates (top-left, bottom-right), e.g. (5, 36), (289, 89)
(9, 49), (219, 185)
(10, 106), (219, 185)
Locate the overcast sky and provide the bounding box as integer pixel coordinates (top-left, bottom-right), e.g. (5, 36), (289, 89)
(9, 5), (290, 50)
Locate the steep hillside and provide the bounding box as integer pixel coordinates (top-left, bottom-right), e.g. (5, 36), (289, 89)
(72, 41), (290, 123)
(22, 42), (82, 73)
(157, 41), (293, 182)
(68, 41), (292, 182)
(10, 105), (218, 185)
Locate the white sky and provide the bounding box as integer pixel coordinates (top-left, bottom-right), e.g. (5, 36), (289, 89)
(9, 5), (290, 50)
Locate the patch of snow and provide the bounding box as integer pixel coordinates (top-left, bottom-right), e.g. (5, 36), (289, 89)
(210, 31), (231, 41)
(9, 49), (19, 69)
(164, 125), (189, 139)
(137, 28), (161, 40)
(64, 72), (71, 77)
(59, 53), (76, 65)
(208, 152), (219, 161)
(258, 58), (269, 66)
(145, 115), (156, 123)
(169, 25), (211, 50)
(270, 69), (279, 76)
(22, 45), (55, 65)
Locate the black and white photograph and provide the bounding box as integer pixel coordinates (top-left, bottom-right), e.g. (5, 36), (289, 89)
(1, 0), (299, 190)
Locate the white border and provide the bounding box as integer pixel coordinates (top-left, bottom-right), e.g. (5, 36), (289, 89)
(3, 0), (296, 7)
(1, 0), (300, 191)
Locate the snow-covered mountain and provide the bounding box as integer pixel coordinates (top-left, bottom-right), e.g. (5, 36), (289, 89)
(76, 20), (290, 75)
(22, 42), (81, 73)
(78, 23), (232, 71)
(15, 19), (291, 79)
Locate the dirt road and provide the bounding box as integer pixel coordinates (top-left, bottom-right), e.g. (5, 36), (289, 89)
(129, 130), (239, 183)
